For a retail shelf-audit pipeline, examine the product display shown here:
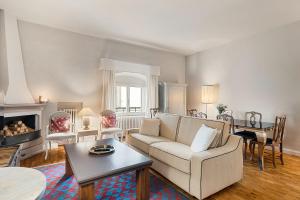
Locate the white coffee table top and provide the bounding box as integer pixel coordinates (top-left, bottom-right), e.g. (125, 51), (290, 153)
(0, 167), (46, 200)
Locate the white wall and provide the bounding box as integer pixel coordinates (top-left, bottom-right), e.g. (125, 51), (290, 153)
(186, 21), (300, 153)
(18, 21), (186, 113)
(0, 10), (34, 104)
(0, 10), (8, 96)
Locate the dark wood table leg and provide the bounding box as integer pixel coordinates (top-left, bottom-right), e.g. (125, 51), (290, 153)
(65, 154), (73, 176)
(136, 167), (150, 200)
(257, 142), (265, 171)
(79, 183), (95, 200)
(243, 138), (248, 160)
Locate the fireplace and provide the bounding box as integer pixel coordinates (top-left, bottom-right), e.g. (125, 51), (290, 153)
(0, 104), (45, 159)
(0, 11), (46, 160)
(0, 114), (41, 146)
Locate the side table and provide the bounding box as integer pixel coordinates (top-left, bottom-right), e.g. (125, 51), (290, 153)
(77, 128), (99, 142)
(0, 167), (46, 200)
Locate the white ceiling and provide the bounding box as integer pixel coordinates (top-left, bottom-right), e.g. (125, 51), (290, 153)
(1, 0), (300, 55)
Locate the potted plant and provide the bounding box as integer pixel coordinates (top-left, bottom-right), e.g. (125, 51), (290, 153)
(216, 104), (228, 115)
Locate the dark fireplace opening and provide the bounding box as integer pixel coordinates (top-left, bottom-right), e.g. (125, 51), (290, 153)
(0, 114), (41, 147)
(0, 116), (3, 132)
(5, 114), (36, 128)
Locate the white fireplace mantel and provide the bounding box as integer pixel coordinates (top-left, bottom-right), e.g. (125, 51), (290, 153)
(0, 103), (47, 160)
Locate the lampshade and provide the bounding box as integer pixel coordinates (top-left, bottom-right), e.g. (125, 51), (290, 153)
(78, 107), (95, 117)
(201, 85), (217, 104)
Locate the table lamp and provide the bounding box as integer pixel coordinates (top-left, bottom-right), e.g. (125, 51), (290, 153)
(201, 85), (217, 115)
(78, 107), (95, 130)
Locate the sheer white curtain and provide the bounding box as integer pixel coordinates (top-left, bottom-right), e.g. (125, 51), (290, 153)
(146, 75), (159, 116)
(99, 58), (160, 115)
(100, 69), (115, 112)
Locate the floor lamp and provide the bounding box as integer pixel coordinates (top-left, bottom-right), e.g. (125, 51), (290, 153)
(201, 85), (217, 116)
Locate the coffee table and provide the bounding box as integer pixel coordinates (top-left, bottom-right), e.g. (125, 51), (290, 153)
(64, 138), (152, 200)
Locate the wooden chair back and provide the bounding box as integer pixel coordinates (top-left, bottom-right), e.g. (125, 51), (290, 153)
(272, 116), (286, 144)
(187, 109), (197, 116)
(245, 111), (262, 127)
(150, 108), (160, 118)
(224, 110), (233, 116)
(193, 112), (207, 119)
(217, 114), (235, 134)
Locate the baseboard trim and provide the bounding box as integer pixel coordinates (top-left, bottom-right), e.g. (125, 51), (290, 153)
(283, 148), (300, 157)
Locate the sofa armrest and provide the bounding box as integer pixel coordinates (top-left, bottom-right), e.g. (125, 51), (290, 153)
(127, 128), (140, 135)
(190, 135), (243, 199)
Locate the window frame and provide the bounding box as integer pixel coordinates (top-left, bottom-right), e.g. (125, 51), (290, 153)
(115, 83), (146, 116)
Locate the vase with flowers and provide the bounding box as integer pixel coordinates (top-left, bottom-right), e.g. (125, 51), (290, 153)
(216, 104), (228, 115)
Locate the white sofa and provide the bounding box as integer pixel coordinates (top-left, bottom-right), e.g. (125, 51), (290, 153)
(126, 113), (243, 200)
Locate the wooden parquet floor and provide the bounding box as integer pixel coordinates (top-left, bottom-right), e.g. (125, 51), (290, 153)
(21, 146), (300, 200)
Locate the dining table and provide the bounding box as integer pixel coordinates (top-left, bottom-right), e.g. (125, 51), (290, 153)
(234, 119), (274, 131)
(233, 119), (275, 170)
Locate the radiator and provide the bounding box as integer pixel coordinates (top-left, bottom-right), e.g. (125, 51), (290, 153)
(117, 115), (144, 130)
(59, 108), (78, 132)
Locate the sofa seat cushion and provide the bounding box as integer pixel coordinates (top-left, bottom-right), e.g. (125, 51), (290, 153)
(127, 133), (171, 153)
(149, 142), (192, 174)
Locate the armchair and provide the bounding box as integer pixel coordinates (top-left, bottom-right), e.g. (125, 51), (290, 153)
(44, 111), (77, 159)
(100, 110), (123, 141)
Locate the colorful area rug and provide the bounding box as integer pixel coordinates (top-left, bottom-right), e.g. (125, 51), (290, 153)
(36, 163), (188, 200)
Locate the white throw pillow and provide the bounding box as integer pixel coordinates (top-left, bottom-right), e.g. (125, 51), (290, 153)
(191, 124), (218, 152)
(140, 118), (160, 137)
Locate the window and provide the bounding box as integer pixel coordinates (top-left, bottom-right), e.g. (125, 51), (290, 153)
(115, 72), (147, 114)
(115, 86), (145, 114)
(115, 86), (127, 112)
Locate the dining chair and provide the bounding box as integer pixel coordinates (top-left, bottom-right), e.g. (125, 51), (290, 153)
(250, 116), (286, 168)
(45, 111), (77, 159)
(187, 108), (197, 116)
(193, 112), (207, 119)
(235, 111), (263, 159)
(150, 108), (160, 118)
(216, 114), (235, 134)
(245, 111), (262, 128)
(224, 110), (233, 116)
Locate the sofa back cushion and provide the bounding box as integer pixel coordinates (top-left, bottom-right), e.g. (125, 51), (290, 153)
(177, 116), (229, 147)
(140, 118), (160, 137)
(156, 113), (180, 141)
